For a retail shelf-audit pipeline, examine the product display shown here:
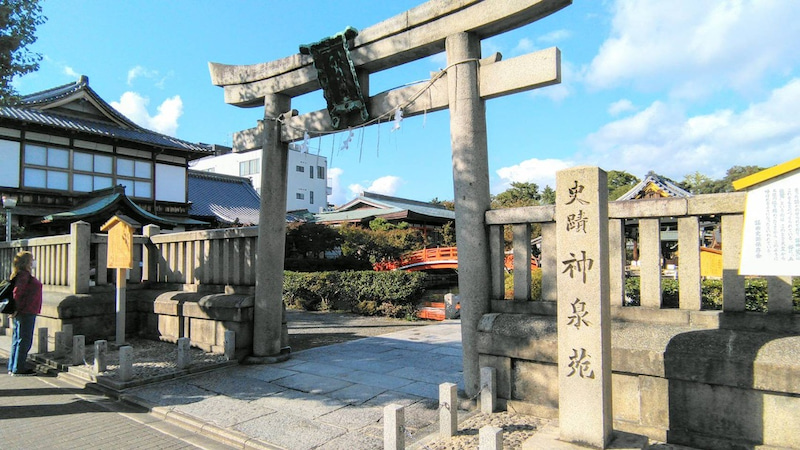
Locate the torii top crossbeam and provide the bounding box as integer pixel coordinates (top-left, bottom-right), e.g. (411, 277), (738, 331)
(209, 0), (570, 148)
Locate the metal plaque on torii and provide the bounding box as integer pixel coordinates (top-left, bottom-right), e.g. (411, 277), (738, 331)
(300, 26), (369, 129)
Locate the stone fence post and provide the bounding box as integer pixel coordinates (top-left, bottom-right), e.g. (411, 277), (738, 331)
(68, 221), (91, 294)
(142, 225), (161, 283)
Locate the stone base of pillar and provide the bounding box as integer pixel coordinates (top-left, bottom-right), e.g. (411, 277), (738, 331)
(522, 424), (648, 450)
(243, 346), (291, 364)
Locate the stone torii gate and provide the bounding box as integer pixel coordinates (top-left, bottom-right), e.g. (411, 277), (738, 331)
(208, 0), (570, 396)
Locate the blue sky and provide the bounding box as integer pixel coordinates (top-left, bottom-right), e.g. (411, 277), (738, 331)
(14, 1), (800, 205)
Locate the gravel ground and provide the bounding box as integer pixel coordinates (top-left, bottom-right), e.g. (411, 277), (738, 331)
(422, 411), (549, 449)
(40, 337), (230, 379)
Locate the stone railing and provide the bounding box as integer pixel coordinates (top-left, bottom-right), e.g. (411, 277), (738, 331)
(145, 225), (258, 290)
(485, 191), (796, 326)
(0, 222), (91, 293)
(0, 222), (260, 294)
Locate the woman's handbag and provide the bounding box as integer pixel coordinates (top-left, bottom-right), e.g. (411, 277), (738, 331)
(0, 278), (16, 314)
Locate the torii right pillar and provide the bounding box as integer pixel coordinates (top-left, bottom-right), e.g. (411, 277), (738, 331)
(447, 32), (492, 397)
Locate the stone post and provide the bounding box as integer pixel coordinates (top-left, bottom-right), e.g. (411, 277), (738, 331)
(439, 382), (458, 438)
(252, 94), (291, 359)
(177, 337), (191, 370)
(446, 31), (491, 397)
(479, 426), (503, 450)
(555, 167), (612, 447)
(94, 340), (107, 373)
(444, 293), (459, 319)
(118, 345), (133, 382)
(678, 216), (702, 310)
(68, 221), (91, 294)
(223, 330), (236, 360)
(37, 327), (47, 354)
(72, 335), (85, 366)
(480, 366), (497, 414)
(54, 331), (65, 358)
(384, 404), (405, 450)
(142, 225), (161, 283)
(62, 324), (73, 353)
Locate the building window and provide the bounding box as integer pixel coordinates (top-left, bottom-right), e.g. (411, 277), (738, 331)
(310, 191), (314, 204)
(22, 144), (152, 197)
(309, 165), (314, 178)
(317, 166), (325, 179)
(71, 151), (117, 192)
(23, 144), (70, 190)
(296, 193), (304, 200)
(116, 157), (153, 198)
(239, 158), (259, 176)
(296, 165), (304, 173)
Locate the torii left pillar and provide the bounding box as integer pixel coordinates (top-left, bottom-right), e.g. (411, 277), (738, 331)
(249, 93), (291, 362)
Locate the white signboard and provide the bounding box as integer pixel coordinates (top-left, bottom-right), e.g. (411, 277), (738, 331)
(740, 173), (800, 275)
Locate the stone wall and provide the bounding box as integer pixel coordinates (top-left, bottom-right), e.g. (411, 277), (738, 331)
(26, 287), (255, 361)
(477, 307), (800, 449)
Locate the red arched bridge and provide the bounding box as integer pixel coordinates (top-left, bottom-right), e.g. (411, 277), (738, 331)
(373, 247), (539, 272)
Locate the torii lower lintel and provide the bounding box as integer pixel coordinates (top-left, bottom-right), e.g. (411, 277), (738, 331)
(232, 47), (560, 151)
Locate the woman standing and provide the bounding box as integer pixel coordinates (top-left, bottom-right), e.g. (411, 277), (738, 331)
(7, 251), (42, 376)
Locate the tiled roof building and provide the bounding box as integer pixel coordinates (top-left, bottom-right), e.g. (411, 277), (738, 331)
(0, 76), (212, 236)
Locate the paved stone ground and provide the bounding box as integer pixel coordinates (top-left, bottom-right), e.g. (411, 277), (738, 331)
(287, 309), (433, 352)
(0, 360), (233, 450)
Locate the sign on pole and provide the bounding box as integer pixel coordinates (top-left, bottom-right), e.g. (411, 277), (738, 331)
(101, 215), (140, 345)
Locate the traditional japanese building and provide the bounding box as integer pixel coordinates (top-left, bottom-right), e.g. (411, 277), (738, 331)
(314, 191), (455, 246)
(0, 76), (213, 237)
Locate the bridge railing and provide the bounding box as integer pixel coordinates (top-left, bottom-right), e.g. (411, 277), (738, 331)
(485, 192), (796, 318)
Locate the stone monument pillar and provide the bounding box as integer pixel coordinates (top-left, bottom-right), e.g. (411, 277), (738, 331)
(446, 31), (492, 397)
(555, 167), (612, 447)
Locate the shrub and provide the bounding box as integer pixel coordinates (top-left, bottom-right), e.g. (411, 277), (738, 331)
(283, 270), (427, 317)
(503, 268), (543, 300)
(623, 276), (799, 312)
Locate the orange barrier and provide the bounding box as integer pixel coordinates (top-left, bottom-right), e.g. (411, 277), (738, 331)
(374, 247), (538, 272)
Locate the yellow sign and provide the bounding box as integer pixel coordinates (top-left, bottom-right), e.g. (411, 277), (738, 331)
(100, 215), (140, 269)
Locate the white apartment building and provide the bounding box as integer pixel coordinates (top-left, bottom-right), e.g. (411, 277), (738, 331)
(190, 144), (331, 212)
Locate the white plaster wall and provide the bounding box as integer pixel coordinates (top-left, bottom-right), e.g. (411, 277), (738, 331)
(155, 163), (186, 203)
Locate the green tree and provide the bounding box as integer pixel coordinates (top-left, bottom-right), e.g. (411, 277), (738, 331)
(540, 185), (556, 205)
(430, 197), (455, 211)
(285, 222), (342, 258)
(492, 182), (541, 209)
(682, 171), (723, 194)
(339, 224), (425, 264)
(0, 0), (46, 103)
(441, 220), (456, 246)
(368, 217), (409, 231)
(607, 170), (640, 200)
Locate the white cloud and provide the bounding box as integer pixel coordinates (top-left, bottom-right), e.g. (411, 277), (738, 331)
(537, 29), (571, 44)
(529, 60), (576, 102)
(583, 78), (800, 180)
(495, 158), (572, 193)
(127, 65), (158, 86)
(63, 66), (79, 79)
(586, 0), (800, 97)
(608, 99), (636, 116)
(348, 175), (404, 199)
(110, 91), (183, 136)
(327, 167), (347, 205)
(126, 66), (172, 88)
(513, 38), (535, 54)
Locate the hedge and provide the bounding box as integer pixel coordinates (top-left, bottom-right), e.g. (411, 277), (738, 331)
(624, 277), (800, 312)
(283, 270), (427, 318)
